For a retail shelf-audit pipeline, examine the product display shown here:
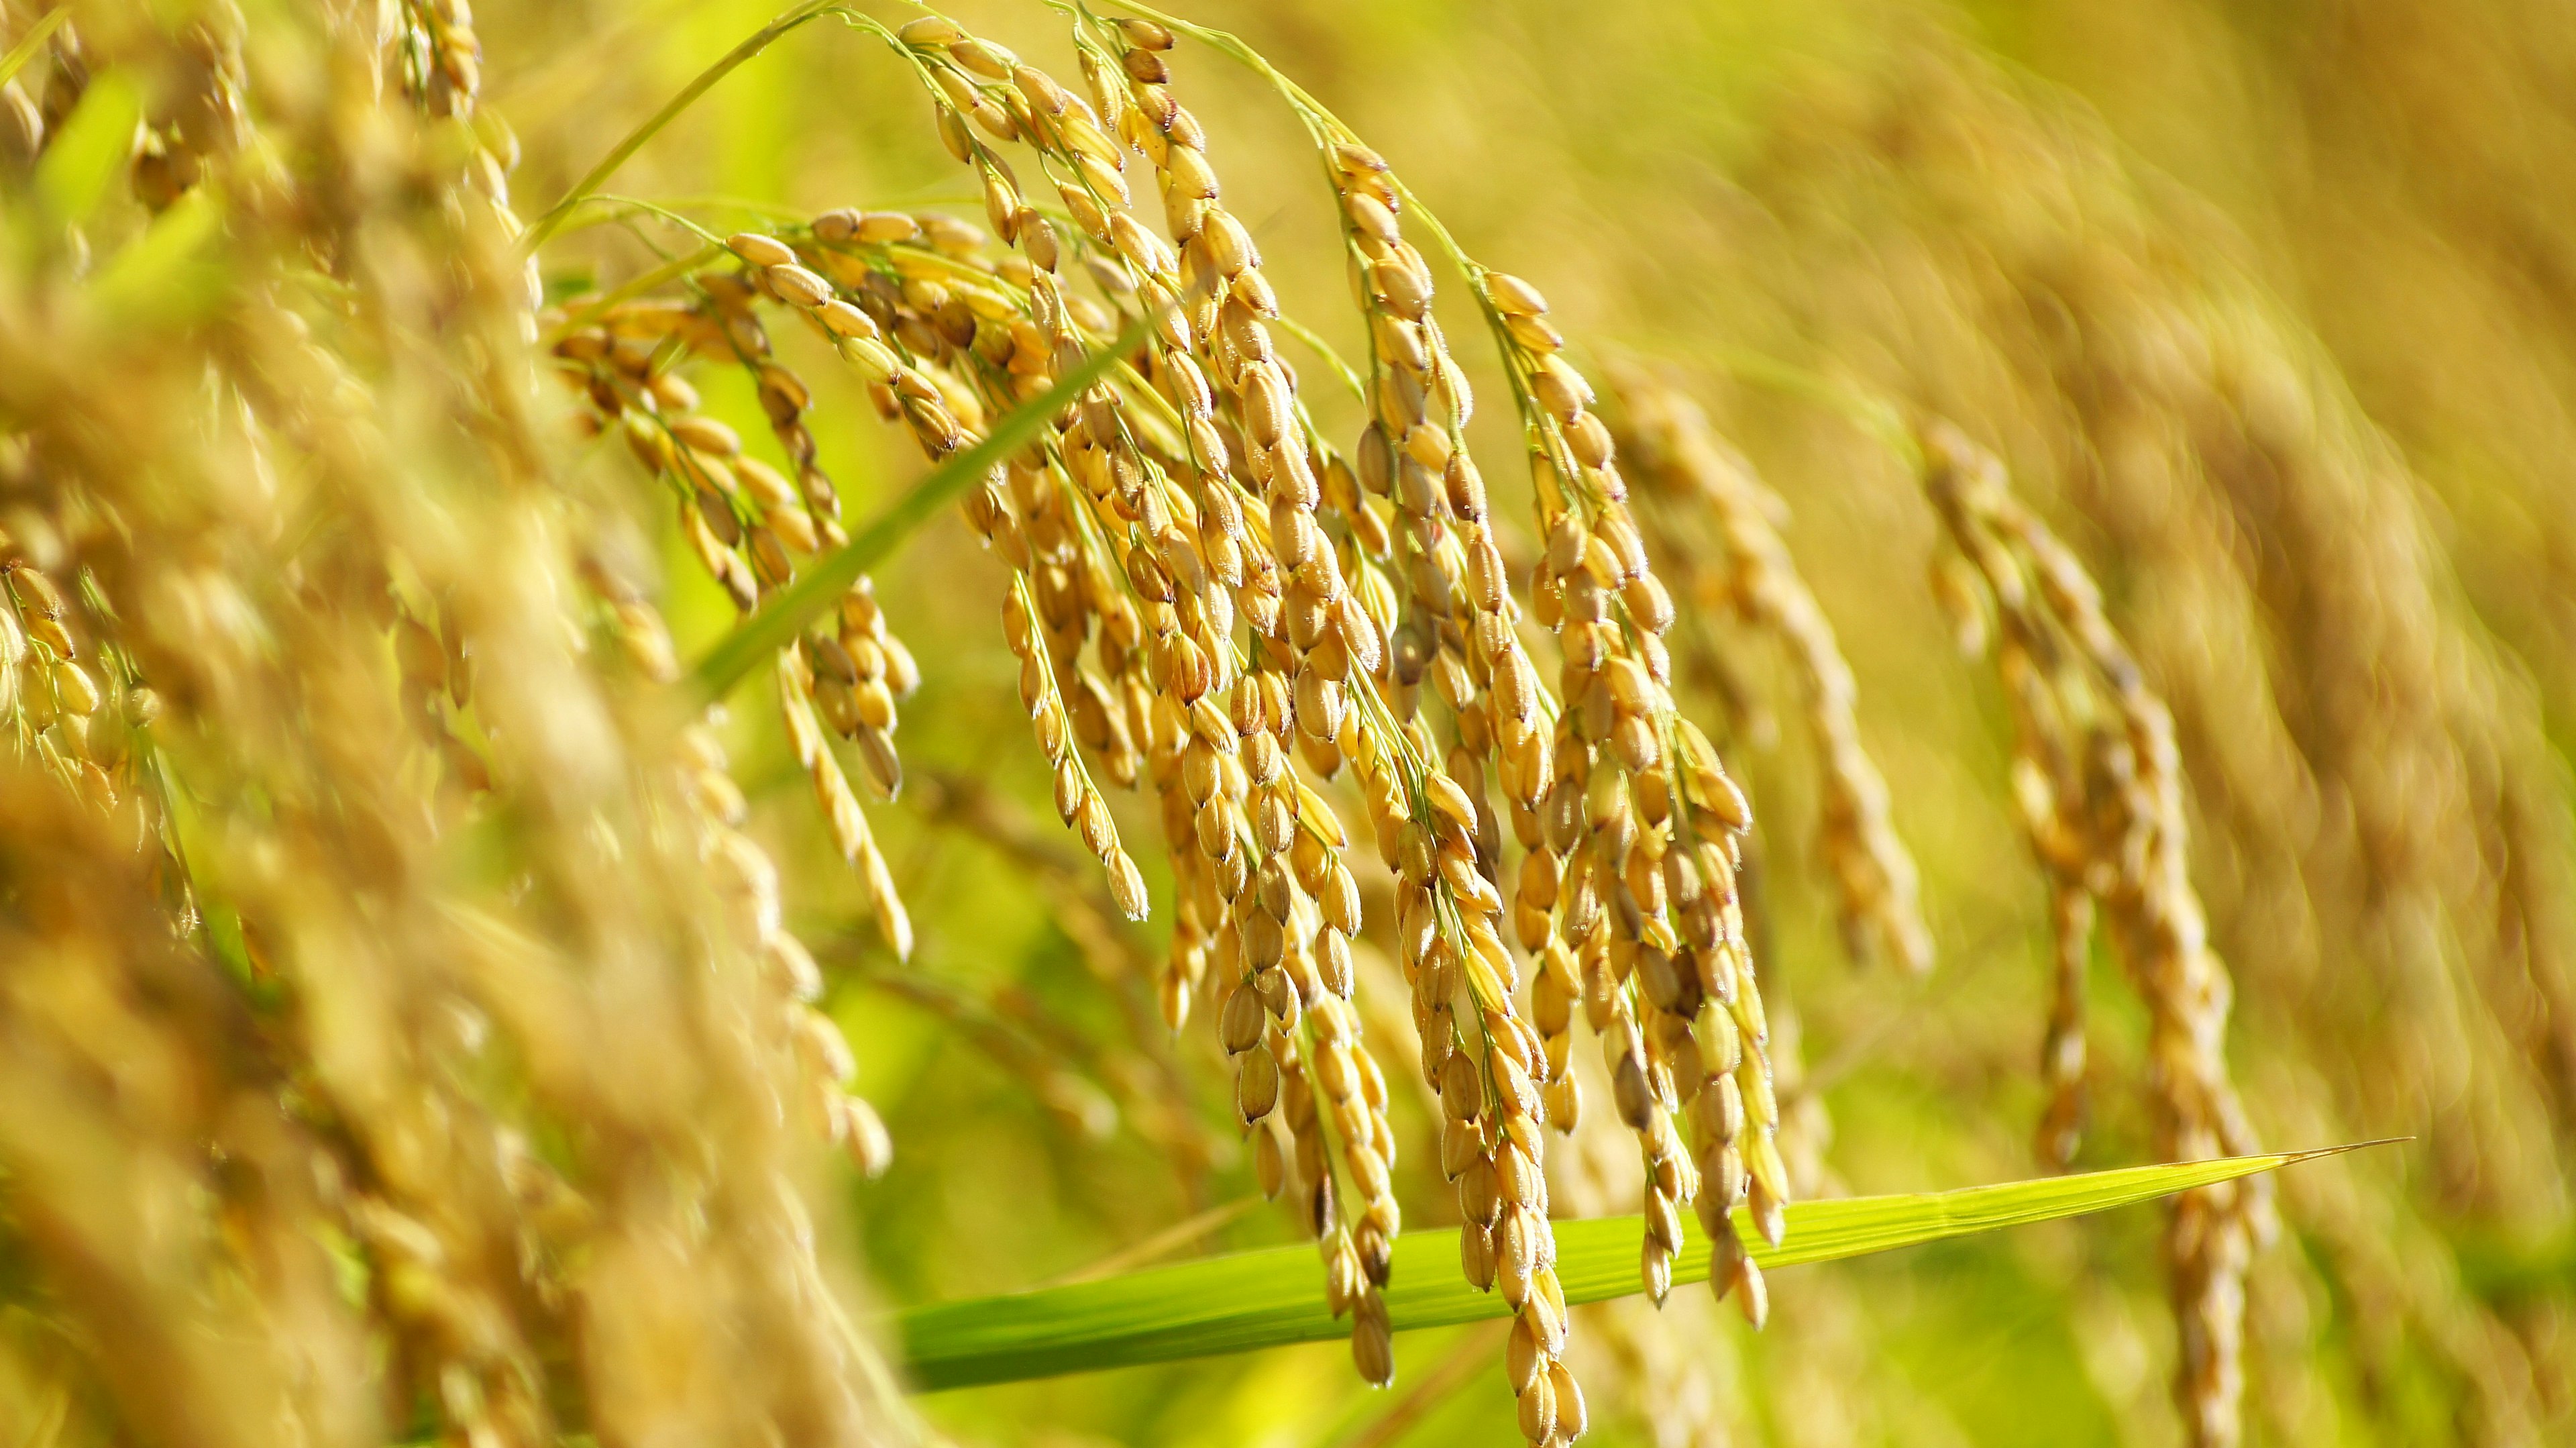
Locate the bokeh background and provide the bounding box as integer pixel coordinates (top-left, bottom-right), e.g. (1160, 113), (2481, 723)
(488, 1), (2576, 1443)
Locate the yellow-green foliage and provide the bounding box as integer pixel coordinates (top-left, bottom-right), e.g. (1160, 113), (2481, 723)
(0, 1), (2565, 1446)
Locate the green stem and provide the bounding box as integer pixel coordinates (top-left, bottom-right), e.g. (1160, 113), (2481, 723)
(545, 244), (722, 340)
(521, 1), (845, 254)
(1268, 311), (1368, 406)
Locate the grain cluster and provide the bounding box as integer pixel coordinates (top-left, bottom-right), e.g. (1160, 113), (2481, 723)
(0, 1), (2557, 1445)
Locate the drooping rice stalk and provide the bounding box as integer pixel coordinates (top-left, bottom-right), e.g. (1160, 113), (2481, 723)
(0, 2), (2554, 1445)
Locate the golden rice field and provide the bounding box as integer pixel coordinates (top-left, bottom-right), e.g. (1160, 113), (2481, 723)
(0, 0), (2567, 1444)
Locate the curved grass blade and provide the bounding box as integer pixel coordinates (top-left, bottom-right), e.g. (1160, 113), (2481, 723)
(898, 1144), (2381, 1391)
(0, 7), (69, 90)
(521, 0), (843, 253)
(688, 310), (1159, 702)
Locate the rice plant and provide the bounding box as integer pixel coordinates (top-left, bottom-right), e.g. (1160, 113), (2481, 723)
(0, 1), (2564, 1445)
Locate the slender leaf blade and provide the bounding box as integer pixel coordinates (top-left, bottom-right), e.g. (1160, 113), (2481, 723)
(0, 7), (68, 90)
(898, 1146), (2371, 1390)
(32, 70), (141, 232)
(688, 311), (1157, 701)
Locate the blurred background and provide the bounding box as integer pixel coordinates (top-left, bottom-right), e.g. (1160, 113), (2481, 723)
(489, 0), (2576, 1442)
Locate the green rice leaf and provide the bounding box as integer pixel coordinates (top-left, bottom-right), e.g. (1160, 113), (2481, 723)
(0, 7), (69, 90)
(688, 309), (1159, 702)
(32, 70), (141, 232)
(898, 1145), (2376, 1390)
(88, 187), (227, 324)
